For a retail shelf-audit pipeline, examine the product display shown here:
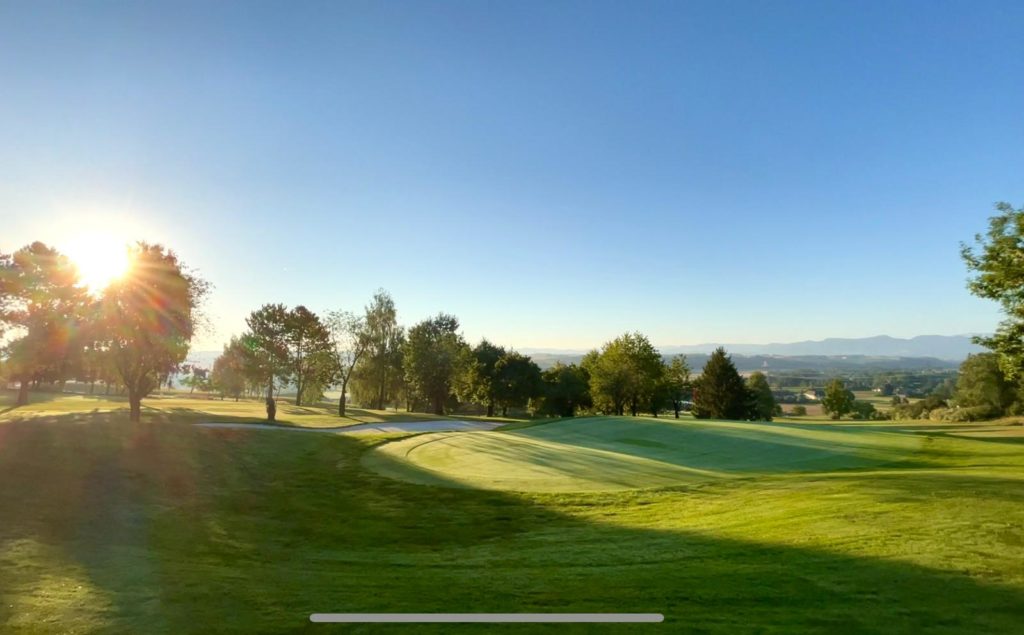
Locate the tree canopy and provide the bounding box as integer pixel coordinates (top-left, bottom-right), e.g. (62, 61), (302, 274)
(403, 313), (469, 415)
(692, 348), (748, 420)
(961, 202), (1024, 378)
(98, 242), (208, 421)
(822, 378), (855, 420)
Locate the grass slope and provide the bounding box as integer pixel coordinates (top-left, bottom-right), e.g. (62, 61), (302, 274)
(1, 397), (1023, 632)
(364, 416), (1022, 492)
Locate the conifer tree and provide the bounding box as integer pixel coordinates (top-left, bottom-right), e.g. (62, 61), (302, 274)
(692, 347), (748, 420)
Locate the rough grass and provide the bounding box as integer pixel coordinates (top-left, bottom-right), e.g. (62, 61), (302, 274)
(0, 390), (523, 428)
(1, 396), (1023, 633)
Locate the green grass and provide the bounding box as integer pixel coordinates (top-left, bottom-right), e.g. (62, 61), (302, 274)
(0, 390), (525, 428)
(1, 396), (1023, 632)
(365, 415), (1004, 492)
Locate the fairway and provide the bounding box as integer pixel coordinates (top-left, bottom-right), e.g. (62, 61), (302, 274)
(2, 396), (1024, 632)
(364, 416), (942, 492)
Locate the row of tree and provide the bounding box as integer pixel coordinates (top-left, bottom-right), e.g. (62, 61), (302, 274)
(209, 293), (789, 421)
(0, 241), (208, 421)
(0, 242), (787, 423)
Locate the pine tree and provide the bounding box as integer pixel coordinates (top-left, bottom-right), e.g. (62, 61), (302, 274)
(693, 347), (748, 420)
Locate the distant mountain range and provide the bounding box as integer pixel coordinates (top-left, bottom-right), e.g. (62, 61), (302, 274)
(525, 335), (984, 362)
(526, 353), (960, 372)
(656, 335), (984, 360)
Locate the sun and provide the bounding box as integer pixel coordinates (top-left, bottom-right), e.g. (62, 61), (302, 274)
(66, 233), (132, 292)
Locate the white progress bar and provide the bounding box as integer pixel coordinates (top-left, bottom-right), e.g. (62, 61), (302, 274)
(310, 613), (664, 623)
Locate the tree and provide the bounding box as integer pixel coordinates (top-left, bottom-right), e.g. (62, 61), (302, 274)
(791, 405), (807, 416)
(663, 355), (692, 419)
(953, 352), (1015, 417)
(585, 332), (664, 416)
(961, 202), (1024, 379)
(692, 347), (747, 420)
(0, 242), (88, 405)
(850, 400), (877, 420)
(326, 310), (370, 417)
(358, 290), (403, 410)
(99, 242), (208, 422)
(463, 339), (507, 416)
(283, 306), (334, 406)
(211, 337), (247, 401)
(241, 304), (291, 410)
(493, 351), (542, 417)
(745, 371), (776, 421)
(403, 313), (469, 415)
(536, 362), (591, 417)
(179, 364), (211, 394)
(822, 378), (855, 420)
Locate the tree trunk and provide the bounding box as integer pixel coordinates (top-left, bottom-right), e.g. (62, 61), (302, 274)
(434, 394), (445, 416)
(502, 405), (508, 417)
(338, 379), (348, 417)
(128, 389), (142, 422)
(16, 379), (30, 406)
(486, 401), (494, 417)
(376, 377), (386, 410)
(674, 403), (680, 419)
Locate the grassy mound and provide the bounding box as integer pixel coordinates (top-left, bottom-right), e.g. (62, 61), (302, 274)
(363, 416), (955, 492)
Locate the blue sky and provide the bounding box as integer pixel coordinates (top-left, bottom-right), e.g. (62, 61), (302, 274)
(2, 0), (1022, 351)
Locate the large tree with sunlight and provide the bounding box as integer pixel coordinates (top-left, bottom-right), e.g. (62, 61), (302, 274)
(99, 242), (209, 422)
(0, 242), (88, 406)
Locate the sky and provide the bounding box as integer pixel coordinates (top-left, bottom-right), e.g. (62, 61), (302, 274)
(2, 0), (1022, 352)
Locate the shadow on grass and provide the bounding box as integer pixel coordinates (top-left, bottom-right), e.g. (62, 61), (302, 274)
(0, 414), (1022, 632)
(509, 417), (947, 475)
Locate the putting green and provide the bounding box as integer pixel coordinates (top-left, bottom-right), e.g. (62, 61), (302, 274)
(362, 416), (935, 492)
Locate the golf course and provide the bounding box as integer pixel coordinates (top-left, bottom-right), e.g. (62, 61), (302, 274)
(2, 393), (1023, 632)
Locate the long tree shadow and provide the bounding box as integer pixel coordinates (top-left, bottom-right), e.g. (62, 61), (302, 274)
(0, 414), (1022, 633)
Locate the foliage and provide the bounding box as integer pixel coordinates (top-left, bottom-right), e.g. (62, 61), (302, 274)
(493, 351), (542, 417)
(745, 371), (776, 421)
(325, 309), (370, 416)
(211, 337), (247, 400)
(961, 202), (1024, 377)
(585, 332), (665, 416)
(535, 362), (591, 416)
(791, 405), (807, 416)
(849, 400), (877, 420)
(663, 355), (692, 418)
(0, 242), (90, 404)
(282, 305), (335, 406)
(179, 364), (211, 394)
(99, 242), (208, 421)
(822, 378), (855, 420)
(352, 289), (404, 409)
(403, 313), (469, 415)
(692, 347), (748, 420)
(240, 303), (291, 402)
(462, 339), (507, 416)
(952, 352), (1015, 417)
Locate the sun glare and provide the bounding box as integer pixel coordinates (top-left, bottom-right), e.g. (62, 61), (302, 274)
(66, 233), (132, 292)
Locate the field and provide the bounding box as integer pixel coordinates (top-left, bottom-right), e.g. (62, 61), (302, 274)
(2, 392), (1024, 632)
